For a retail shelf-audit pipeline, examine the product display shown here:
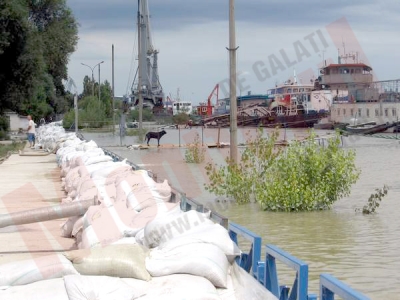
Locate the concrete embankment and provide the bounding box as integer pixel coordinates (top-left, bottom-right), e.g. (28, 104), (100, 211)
(0, 148), (75, 265)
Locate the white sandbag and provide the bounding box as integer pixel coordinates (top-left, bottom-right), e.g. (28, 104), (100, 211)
(115, 171), (171, 211)
(111, 237), (138, 245)
(64, 244), (151, 281)
(82, 140), (98, 151)
(129, 201), (182, 236)
(158, 223), (241, 263)
(77, 161), (117, 178)
(84, 155), (113, 166)
(135, 228), (145, 245)
(227, 263), (278, 300)
(64, 275), (138, 300)
(126, 274), (221, 300)
(146, 243), (229, 288)
(60, 216), (81, 238)
(90, 163), (131, 180)
(144, 209), (213, 248)
(76, 186), (98, 202)
(0, 278), (69, 300)
(80, 202), (139, 247)
(0, 254), (79, 287)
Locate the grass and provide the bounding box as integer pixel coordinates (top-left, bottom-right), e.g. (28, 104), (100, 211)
(0, 141), (26, 161)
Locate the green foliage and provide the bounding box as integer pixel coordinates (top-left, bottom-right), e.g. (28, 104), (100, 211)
(356, 185), (389, 214)
(62, 96), (107, 129)
(0, 115), (9, 131)
(0, 0), (78, 117)
(185, 132), (206, 163)
(0, 141), (25, 157)
(130, 108), (154, 122)
(205, 129), (361, 212)
(172, 113), (189, 125)
(126, 128), (147, 137)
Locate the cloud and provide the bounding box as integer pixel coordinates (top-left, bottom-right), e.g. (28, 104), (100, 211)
(66, 0), (400, 102)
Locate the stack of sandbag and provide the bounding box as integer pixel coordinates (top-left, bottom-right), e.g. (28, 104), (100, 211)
(0, 254), (78, 288)
(49, 127), (178, 250)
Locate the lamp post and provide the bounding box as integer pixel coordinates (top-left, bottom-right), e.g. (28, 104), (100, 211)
(81, 61), (104, 99)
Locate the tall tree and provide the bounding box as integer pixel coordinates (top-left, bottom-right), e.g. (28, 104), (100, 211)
(28, 0), (78, 95)
(0, 0), (78, 119)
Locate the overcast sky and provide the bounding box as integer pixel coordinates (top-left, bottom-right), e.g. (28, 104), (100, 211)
(66, 0), (400, 104)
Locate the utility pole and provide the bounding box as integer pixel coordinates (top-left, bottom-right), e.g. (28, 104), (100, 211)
(98, 63), (101, 102)
(112, 44), (115, 135)
(138, 0), (143, 132)
(81, 61), (104, 99)
(228, 0), (238, 163)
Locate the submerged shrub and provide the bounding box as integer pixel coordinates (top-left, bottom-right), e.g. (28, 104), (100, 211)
(205, 129), (360, 212)
(185, 132), (205, 163)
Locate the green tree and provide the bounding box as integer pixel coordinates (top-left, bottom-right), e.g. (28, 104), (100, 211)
(27, 0), (78, 95)
(130, 108), (154, 121)
(0, 0), (78, 119)
(172, 112), (189, 125)
(205, 129), (360, 212)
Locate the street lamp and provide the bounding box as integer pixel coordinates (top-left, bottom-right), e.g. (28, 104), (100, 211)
(81, 61), (104, 99)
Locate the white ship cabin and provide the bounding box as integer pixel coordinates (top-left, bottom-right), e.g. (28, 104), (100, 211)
(267, 82), (314, 98)
(267, 82), (331, 113)
(172, 101), (192, 115)
(319, 63), (373, 90)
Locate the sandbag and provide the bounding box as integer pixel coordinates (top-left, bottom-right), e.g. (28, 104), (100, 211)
(227, 263), (278, 300)
(84, 155), (113, 166)
(64, 275), (138, 300)
(0, 254), (78, 287)
(125, 274), (221, 300)
(115, 171), (171, 211)
(144, 209), (213, 248)
(0, 278), (69, 300)
(60, 215), (81, 238)
(64, 244), (151, 281)
(158, 223), (241, 263)
(146, 243), (229, 288)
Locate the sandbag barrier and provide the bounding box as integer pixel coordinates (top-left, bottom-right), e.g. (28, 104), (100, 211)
(75, 134), (367, 299)
(227, 222), (369, 300)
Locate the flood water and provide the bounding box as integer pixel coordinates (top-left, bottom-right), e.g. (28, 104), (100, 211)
(83, 127), (400, 299)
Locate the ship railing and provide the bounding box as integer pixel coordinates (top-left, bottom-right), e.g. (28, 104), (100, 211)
(319, 274), (370, 300)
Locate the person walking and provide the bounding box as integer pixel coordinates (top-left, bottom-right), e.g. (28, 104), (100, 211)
(27, 115), (36, 148)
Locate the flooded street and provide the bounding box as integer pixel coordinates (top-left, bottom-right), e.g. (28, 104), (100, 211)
(84, 127), (400, 299)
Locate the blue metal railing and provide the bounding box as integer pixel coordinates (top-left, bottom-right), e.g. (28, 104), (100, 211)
(264, 244), (316, 300)
(320, 274), (370, 300)
(228, 222), (262, 280)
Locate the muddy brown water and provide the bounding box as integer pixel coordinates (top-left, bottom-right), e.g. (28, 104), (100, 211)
(83, 127), (400, 299)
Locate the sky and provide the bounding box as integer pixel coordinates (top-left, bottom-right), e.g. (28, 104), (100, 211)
(66, 0), (400, 105)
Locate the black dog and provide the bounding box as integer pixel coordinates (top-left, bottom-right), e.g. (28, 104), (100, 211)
(145, 130), (167, 146)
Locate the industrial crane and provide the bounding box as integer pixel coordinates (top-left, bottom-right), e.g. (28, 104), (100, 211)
(206, 84), (219, 116)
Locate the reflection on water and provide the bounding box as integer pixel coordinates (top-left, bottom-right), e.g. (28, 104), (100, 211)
(83, 128), (400, 299)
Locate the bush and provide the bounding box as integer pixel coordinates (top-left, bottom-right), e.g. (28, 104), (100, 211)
(356, 185), (389, 214)
(172, 113), (189, 125)
(62, 96), (107, 129)
(130, 108), (154, 121)
(205, 129), (360, 212)
(185, 132), (205, 163)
